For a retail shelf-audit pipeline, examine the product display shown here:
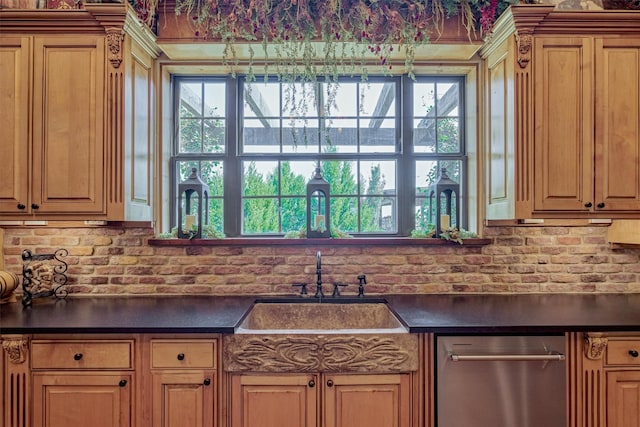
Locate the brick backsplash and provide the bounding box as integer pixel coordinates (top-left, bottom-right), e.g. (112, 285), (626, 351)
(2, 225), (640, 295)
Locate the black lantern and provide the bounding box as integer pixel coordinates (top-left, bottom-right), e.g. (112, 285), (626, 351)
(306, 166), (331, 238)
(177, 168), (209, 239)
(428, 168), (460, 236)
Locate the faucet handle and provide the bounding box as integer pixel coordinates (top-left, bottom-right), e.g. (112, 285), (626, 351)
(331, 282), (348, 297)
(292, 283), (308, 296)
(357, 275), (367, 297)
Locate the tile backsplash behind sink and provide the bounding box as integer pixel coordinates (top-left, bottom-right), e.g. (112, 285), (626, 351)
(1, 225), (639, 296)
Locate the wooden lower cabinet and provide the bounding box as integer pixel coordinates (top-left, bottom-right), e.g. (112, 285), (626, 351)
(229, 372), (410, 427)
(230, 373), (318, 427)
(147, 338), (219, 427)
(152, 371), (216, 427)
(607, 371), (640, 427)
(32, 372), (132, 427)
(324, 373), (410, 427)
(580, 333), (640, 427)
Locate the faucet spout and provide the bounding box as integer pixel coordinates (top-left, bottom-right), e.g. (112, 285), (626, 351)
(315, 251), (324, 298)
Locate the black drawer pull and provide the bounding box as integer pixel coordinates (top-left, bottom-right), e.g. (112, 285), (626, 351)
(326, 379), (334, 387)
(308, 379), (315, 388)
(73, 353), (83, 361)
(629, 350), (639, 358)
(31, 203), (39, 210)
(177, 353), (185, 361)
(584, 202), (592, 208)
(204, 378), (211, 386)
(597, 202), (605, 209)
(17, 203), (26, 210)
(119, 379), (127, 387)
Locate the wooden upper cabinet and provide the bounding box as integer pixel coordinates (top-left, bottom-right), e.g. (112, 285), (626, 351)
(0, 37), (30, 215)
(482, 6), (640, 220)
(32, 35), (106, 215)
(533, 36), (594, 212)
(0, 4), (160, 221)
(595, 39), (640, 212)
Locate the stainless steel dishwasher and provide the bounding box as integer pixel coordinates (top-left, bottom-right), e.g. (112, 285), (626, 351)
(436, 335), (566, 427)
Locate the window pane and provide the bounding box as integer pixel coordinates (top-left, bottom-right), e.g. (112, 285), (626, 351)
(281, 197), (306, 232)
(179, 118), (202, 153)
(243, 199), (279, 234)
(437, 118), (461, 153)
(283, 119), (319, 153)
(360, 160), (396, 195)
(413, 82), (435, 118)
(244, 82), (279, 118)
(360, 82), (395, 118)
(330, 196), (357, 233)
(328, 82), (357, 116)
(243, 161), (278, 196)
(283, 82), (318, 117)
(361, 196), (395, 232)
(323, 160), (357, 195)
(437, 82), (459, 117)
(413, 118), (435, 153)
(322, 119), (357, 153)
(204, 83), (226, 116)
(360, 118), (396, 153)
(281, 161), (316, 196)
(203, 119), (225, 153)
(243, 118), (280, 153)
(180, 83), (202, 117)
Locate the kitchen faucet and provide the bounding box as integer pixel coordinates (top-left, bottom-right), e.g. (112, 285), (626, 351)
(315, 251), (324, 298)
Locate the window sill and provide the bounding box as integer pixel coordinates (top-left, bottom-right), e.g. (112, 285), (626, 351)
(148, 237), (492, 247)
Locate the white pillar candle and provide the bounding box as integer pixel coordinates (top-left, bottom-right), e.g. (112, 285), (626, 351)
(315, 214), (325, 230)
(440, 214), (450, 231)
(185, 214), (196, 231)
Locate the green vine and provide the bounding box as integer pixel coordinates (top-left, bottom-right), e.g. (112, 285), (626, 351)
(173, 0), (518, 82)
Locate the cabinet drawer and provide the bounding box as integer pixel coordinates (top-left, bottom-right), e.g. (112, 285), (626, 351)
(31, 340), (133, 370)
(607, 340), (640, 366)
(151, 339), (217, 369)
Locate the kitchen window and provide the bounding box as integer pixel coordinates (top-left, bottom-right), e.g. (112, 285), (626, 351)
(170, 75), (467, 237)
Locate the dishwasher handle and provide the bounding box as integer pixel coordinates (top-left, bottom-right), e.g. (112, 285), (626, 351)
(449, 352), (566, 362)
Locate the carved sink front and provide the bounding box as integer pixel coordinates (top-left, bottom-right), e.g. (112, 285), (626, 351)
(224, 302), (418, 373)
(235, 302), (408, 334)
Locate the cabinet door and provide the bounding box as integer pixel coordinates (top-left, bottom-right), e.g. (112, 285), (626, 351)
(230, 373), (318, 427)
(152, 371), (215, 427)
(595, 38), (640, 211)
(31, 35), (105, 215)
(0, 36), (30, 215)
(607, 371), (640, 427)
(32, 372), (131, 427)
(323, 373), (410, 427)
(533, 37), (594, 212)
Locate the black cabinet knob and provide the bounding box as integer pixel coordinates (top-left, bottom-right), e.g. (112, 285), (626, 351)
(119, 379), (127, 387)
(308, 379), (315, 388)
(31, 203), (39, 210)
(73, 353), (83, 361)
(203, 378), (211, 386)
(629, 350), (639, 358)
(326, 379), (334, 387)
(17, 203), (26, 210)
(177, 353), (185, 360)
(597, 202), (605, 209)
(584, 202), (592, 208)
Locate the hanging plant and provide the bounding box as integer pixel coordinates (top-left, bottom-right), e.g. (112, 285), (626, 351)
(172, 0), (518, 82)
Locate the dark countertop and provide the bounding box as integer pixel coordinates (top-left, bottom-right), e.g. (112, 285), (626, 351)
(1, 293), (640, 334)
